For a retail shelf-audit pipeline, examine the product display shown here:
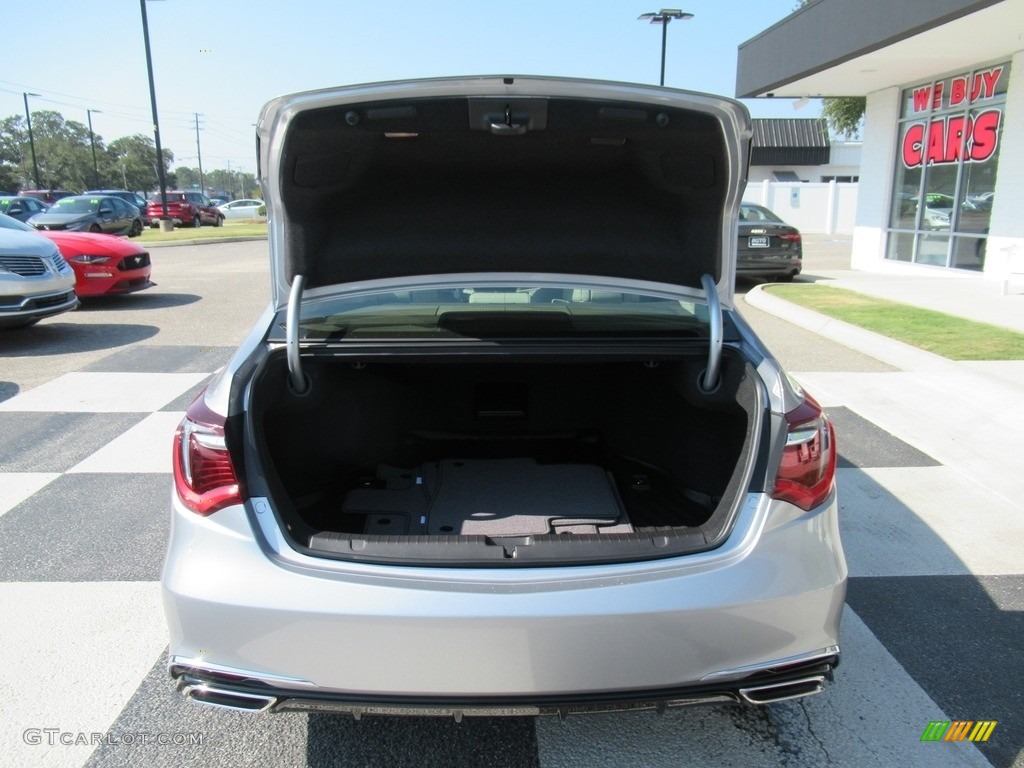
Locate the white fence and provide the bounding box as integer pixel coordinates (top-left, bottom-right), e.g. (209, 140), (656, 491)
(742, 180), (859, 235)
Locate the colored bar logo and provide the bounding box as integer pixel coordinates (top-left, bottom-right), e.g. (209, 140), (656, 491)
(921, 721), (997, 742)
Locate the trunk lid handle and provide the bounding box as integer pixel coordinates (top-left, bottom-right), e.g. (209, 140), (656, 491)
(701, 273), (722, 392)
(287, 274), (309, 394)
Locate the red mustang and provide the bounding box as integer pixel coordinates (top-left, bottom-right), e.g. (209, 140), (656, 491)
(39, 230), (153, 297)
(0, 212), (153, 297)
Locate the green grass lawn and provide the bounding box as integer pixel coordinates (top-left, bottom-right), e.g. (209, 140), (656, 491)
(764, 284), (1024, 360)
(138, 221), (267, 243)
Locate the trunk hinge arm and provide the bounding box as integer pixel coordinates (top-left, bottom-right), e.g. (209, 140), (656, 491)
(701, 273), (722, 392)
(286, 274), (308, 394)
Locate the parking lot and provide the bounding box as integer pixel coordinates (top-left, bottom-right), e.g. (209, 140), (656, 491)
(0, 238), (1019, 767)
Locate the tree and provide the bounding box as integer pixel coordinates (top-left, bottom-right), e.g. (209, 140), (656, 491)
(106, 135), (174, 193)
(174, 166), (202, 190)
(205, 168), (258, 199)
(822, 97), (867, 139)
(0, 115), (27, 191)
(0, 110), (98, 190)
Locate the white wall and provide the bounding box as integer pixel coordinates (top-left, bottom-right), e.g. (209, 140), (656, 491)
(742, 180), (858, 234)
(748, 166), (828, 183)
(747, 141), (862, 184)
(851, 87), (901, 271)
(987, 49), (1024, 277)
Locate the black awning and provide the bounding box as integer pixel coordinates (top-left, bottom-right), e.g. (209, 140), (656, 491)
(751, 119), (830, 166)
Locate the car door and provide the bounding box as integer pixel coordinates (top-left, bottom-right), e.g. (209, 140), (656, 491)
(25, 199), (47, 220)
(185, 193), (207, 224)
(4, 200), (28, 221)
(113, 198), (133, 232)
(200, 195), (218, 223)
(96, 198), (118, 232)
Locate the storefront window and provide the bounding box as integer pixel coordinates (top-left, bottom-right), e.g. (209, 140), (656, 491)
(890, 125), (923, 230)
(887, 62), (1008, 271)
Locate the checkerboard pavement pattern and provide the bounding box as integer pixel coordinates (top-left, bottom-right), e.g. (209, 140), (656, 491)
(0, 346), (1019, 767)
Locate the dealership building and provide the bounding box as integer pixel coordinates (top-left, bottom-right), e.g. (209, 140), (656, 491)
(737, 0), (1024, 277)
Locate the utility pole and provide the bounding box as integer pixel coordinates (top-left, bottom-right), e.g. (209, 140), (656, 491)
(140, 0), (169, 223)
(87, 109), (102, 188)
(23, 92), (41, 188)
(194, 113), (205, 194)
(227, 159), (235, 199)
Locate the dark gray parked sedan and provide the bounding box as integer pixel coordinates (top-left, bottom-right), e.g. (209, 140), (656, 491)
(163, 76), (845, 719)
(736, 203), (803, 281)
(0, 195), (49, 223)
(28, 194), (143, 237)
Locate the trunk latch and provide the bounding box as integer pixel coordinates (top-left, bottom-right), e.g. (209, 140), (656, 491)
(469, 98), (548, 136)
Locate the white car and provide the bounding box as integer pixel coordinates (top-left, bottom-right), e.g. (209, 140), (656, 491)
(0, 214), (78, 328)
(217, 198), (265, 219)
(164, 76), (845, 717)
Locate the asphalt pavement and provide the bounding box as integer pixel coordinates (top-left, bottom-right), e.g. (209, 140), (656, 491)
(0, 237), (1020, 767)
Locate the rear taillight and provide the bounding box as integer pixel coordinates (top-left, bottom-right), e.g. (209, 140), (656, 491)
(172, 396), (242, 516)
(778, 232), (802, 244)
(772, 394), (836, 511)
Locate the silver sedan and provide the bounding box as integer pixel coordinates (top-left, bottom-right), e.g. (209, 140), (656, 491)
(163, 76), (846, 719)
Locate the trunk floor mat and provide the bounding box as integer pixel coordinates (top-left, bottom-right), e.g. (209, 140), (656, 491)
(342, 458), (628, 536)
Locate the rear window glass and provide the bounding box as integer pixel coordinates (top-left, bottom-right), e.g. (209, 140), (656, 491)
(739, 205), (783, 223)
(282, 281), (713, 342)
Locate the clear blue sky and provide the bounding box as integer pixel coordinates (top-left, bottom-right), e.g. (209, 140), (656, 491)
(1, 1), (814, 178)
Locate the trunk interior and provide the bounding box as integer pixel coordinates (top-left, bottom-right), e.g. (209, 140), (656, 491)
(246, 348), (764, 565)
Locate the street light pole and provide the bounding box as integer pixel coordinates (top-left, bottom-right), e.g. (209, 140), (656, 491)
(637, 9), (694, 87)
(23, 92), (41, 188)
(140, 0), (169, 223)
(87, 109), (102, 189)
(194, 113), (205, 194)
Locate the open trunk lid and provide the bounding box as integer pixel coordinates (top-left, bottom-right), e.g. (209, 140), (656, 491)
(256, 76), (752, 311)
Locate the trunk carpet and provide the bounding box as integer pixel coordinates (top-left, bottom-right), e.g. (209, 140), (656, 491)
(342, 459), (628, 536)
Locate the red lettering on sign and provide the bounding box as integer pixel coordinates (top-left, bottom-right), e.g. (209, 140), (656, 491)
(969, 109), (1000, 161)
(913, 86), (932, 113)
(945, 115), (967, 162)
(925, 120), (946, 164)
(950, 77), (967, 106)
(979, 67), (1003, 101)
(912, 66), (1003, 113)
(902, 123), (924, 166)
(970, 74), (983, 102)
(901, 109), (1001, 168)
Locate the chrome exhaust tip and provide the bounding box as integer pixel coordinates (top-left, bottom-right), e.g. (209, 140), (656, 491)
(738, 675), (826, 705)
(182, 683), (277, 713)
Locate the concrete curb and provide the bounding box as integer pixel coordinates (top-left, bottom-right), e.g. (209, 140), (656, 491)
(744, 283), (962, 373)
(143, 236), (267, 248)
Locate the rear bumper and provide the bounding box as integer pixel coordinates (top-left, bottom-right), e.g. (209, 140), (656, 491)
(162, 491), (846, 703)
(170, 647), (840, 716)
(736, 255), (802, 278)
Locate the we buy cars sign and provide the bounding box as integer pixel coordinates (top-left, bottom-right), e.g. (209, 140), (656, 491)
(901, 65), (1005, 168)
